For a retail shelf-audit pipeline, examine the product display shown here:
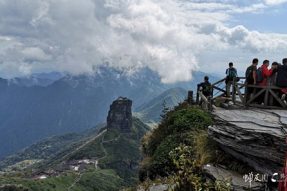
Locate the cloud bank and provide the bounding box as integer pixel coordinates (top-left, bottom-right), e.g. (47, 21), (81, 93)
(0, 0), (287, 83)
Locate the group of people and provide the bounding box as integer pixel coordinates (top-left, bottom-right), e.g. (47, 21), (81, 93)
(197, 58), (287, 107)
(244, 58), (287, 105)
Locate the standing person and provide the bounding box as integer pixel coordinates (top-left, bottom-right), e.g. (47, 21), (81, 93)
(269, 62), (280, 106)
(256, 60), (273, 104)
(225, 62), (238, 97)
(258, 60), (273, 87)
(277, 58), (287, 87)
(277, 58), (287, 103)
(269, 62), (279, 86)
(278, 133), (287, 191)
(245, 58), (258, 103)
(278, 58), (287, 190)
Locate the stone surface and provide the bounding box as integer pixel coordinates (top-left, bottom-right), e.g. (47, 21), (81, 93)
(107, 97), (132, 132)
(203, 164), (263, 191)
(137, 184), (170, 191)
(209, 108), (286, 174)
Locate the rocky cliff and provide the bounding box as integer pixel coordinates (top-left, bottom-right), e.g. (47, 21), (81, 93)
(209, 108), (286, 174)
(107, 97), (133, 132)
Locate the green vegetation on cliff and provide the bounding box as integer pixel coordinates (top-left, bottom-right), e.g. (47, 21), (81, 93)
(139, 103), (249, 190)
(140, 103), (213, 179)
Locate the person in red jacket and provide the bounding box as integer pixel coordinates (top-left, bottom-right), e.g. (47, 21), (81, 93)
(258, 60), (273, 86)
(278, 136), (287, 191)
(255, 60), (273, 104)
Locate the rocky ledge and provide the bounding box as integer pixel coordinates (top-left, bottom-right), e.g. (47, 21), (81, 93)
(209, 108), (286, 174)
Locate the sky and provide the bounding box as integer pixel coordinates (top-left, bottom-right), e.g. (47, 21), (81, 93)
(0, 0), (286, 83)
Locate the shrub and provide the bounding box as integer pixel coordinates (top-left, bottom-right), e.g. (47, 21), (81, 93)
(143, 105), (212, 157)
(140, 105), (213, 180)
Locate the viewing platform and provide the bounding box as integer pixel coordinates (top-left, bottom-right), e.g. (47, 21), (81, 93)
(203, 77), (286, 110)
(187, 77), (287, 177)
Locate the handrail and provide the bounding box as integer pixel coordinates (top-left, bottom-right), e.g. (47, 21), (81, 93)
(234, 77), (286, 108)
(202, 76), (287, 110)
(212, 78), (226, 86)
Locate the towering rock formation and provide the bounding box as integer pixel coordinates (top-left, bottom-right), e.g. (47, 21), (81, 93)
(107, 97), (133, 132)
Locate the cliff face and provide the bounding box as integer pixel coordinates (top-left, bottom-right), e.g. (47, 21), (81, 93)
(107, 97), (133, 132)
(209, 109), (286, 174)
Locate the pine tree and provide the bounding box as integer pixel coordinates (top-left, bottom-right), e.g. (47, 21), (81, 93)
(160, 100), (169, 119)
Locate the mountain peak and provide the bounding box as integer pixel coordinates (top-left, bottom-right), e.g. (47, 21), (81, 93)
(107, 97), (133, 133)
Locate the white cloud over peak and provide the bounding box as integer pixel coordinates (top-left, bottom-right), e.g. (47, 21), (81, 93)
(0, 0), (286, 82)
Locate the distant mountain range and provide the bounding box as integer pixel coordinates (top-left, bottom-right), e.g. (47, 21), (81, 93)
(0, 117), (149, 191)
(0, 124), (105, 170)
(9, 72), (64, 87)
(135, 87), (187, 124)
(0, 67), (218, 159)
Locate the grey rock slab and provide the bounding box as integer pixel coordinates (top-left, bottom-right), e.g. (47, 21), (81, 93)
(209, 109), (286, 174)
(204, 164), (263, 191)
(214, 109), (282, 128)
(137, 184), (170, 191)
(269, 110), (287, 126)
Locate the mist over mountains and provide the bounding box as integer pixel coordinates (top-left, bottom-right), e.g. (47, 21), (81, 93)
(0, 67), (217, 159)
(9, 72), (64, 87)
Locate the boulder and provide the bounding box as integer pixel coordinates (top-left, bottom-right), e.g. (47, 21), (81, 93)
(209, 108), (286, 174)
(137, 184), (170, 191)
(203, 164), (263, 191)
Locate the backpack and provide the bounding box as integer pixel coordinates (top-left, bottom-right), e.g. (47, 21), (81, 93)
(228, 68), (237, 79)
(245, 65), (255, 82)
(245, 66), (253, 79)
(226, 68), (237, 83)
(202, 82), (212, 96)
(256, 67), (264, 83)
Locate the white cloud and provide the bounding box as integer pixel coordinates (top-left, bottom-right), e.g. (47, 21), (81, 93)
(21, 47), (51, 61)
(183, 2), (266, 14)
(264, 0), (287, 5)
(214, 25), (287, 51)
(0, 0), (286, 82)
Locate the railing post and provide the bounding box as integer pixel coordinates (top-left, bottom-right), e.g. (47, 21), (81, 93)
(208, 96), (212, 111)
(244, 83), (249, 107)
(196, 87), (199, 104)
(264, 88), (269, 106)
(232, 78), (236, 104)
(187, 91), (194, 105)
